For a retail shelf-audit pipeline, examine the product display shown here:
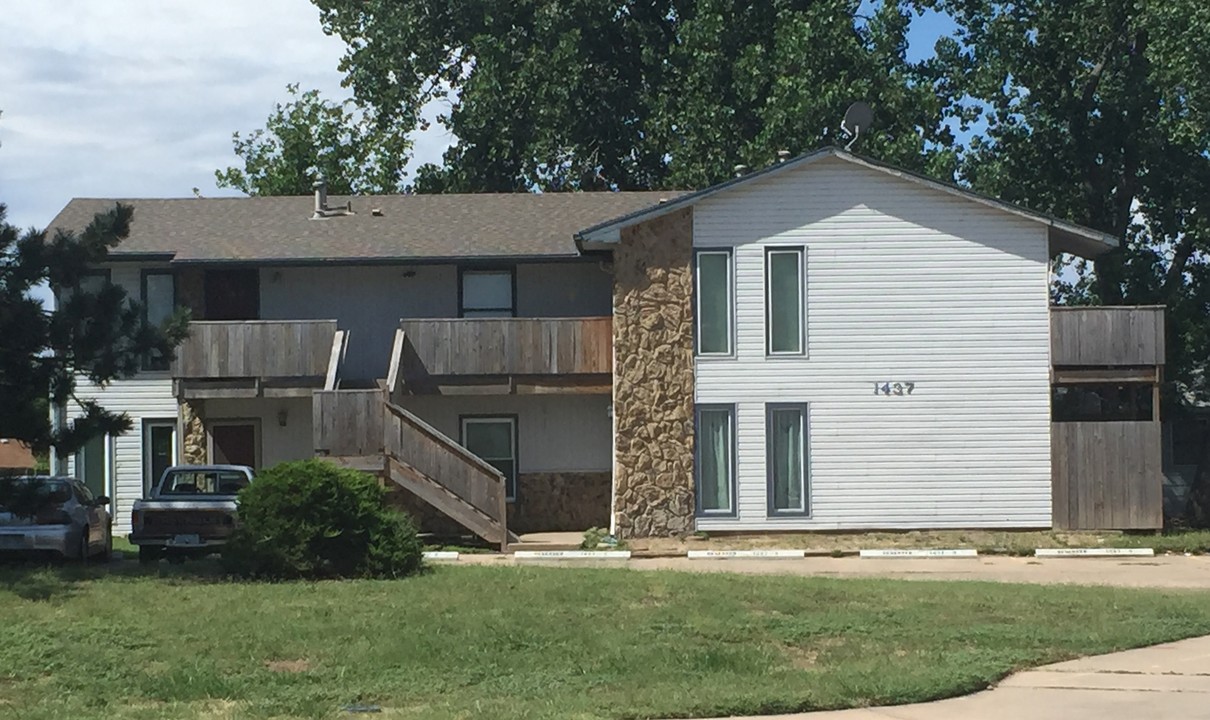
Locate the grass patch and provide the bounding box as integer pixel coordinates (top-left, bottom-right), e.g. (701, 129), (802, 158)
(2, 563), (1210, 719)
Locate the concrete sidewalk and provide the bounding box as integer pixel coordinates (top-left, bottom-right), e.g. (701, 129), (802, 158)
(693, 634), (1210, 719)
(629, 555), (1210, 588)
(464, 553), (1210, 589)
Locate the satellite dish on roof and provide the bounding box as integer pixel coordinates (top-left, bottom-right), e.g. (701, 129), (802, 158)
(841, 101), (874, 151)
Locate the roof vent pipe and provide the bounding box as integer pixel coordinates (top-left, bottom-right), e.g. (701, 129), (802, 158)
(733, 164), (749, 177)
(776, 150), (791, 163)
(313, 177), (328, 217)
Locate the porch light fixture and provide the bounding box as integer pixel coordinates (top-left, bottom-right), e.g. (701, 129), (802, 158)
(277, 409), (288, 428)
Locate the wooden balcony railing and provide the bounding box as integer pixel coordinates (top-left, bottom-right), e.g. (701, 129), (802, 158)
(392, 317), (612, 395)
(1050, 306), (1165, 367)
(173, 320), (345, 398)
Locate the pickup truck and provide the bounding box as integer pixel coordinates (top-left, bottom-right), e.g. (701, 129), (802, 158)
(129, 464), (254, 564)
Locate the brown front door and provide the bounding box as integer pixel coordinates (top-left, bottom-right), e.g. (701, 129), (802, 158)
(203, 269), (260, 320)
(211, 424), (258, 468)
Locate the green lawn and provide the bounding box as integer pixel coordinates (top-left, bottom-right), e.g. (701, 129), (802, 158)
(3, 563), (1210, 720)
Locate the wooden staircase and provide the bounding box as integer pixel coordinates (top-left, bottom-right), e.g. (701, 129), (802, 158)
(313, 389), (514, 551)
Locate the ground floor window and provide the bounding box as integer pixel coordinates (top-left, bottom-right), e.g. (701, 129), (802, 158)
(695, 405), (735, 516)
(460, 416), (518, 500)
(767, 403), (808, 515)
(143, 419), (177, 494)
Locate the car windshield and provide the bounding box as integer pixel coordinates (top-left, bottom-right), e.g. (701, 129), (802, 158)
(159, 470), (248, 496)
(0, 477), (71, 511)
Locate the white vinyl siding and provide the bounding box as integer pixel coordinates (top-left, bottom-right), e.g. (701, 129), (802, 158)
(693, 156), (1053, 531)
(61, 263), (177, 534)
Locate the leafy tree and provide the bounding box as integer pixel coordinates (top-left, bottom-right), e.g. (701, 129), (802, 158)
(312, 0), (959, 191)
(215, 83), (413, 196)
(0, 202), (189, 457)
(922, 0), (1209, 399)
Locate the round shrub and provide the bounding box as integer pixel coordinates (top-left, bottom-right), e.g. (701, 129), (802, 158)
(221, 459), (423, 580)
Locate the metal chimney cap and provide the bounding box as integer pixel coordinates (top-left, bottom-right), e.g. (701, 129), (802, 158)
(733, 164), (749, 176)
(776, 150), (791, 162)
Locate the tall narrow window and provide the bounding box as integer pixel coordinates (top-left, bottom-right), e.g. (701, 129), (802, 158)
(461, 416), (518, 499)
(767, 403), (808, 515)
(766, 248), (804, 355)
(695, 250), (732, 355)
(461, 269), (515, 317)
(142, 271), (176, 370)
(695, 405), (735, 515)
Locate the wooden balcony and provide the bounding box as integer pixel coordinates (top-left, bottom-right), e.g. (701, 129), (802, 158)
(390, 317), (612, 395)
(1051, 306), (1165, 382)
(172, 320), (346, 399)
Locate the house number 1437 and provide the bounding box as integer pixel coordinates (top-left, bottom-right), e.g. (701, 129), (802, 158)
(874, 382), (915, 396)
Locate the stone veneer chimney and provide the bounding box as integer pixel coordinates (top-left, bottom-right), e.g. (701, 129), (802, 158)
(610, 207), (696, 538)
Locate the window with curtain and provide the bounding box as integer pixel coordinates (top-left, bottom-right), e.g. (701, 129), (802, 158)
(767, 404), (807, 514)
(695, 250), (732, 355)
(695, 405), (734, 514)
(461, 269), (515, 317)
(766, 248), (804, 355)
(142, 271), (176, 370)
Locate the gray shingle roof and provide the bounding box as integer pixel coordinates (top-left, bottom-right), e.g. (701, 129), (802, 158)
(47, 192), (680, 263)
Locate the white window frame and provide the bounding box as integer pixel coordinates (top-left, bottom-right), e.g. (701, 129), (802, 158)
(460, 416), (518, 501)
(694, 249), (734, 356)
(765, 247), (806, 356)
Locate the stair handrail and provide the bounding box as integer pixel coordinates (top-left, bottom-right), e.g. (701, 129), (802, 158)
(382, 400), (506, 485)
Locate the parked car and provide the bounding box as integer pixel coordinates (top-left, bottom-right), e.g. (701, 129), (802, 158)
(0, 476), (113, 562)
(129, 465), (254, 564)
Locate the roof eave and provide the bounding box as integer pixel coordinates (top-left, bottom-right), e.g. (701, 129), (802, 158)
(574, 147), (1120, 257)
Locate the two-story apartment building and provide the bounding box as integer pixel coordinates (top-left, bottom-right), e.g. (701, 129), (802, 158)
(49, 148), (1164, 542)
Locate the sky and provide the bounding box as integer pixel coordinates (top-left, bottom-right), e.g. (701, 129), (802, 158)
(0, 1), (957, 235)
(0, 0), (453, 233)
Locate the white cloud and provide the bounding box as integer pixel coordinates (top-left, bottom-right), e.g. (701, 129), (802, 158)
(0, 0), (452, 232)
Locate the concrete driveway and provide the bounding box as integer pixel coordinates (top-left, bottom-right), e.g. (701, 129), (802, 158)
(688, 634), (1210, 720)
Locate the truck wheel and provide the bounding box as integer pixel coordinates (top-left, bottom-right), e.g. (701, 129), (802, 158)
(138, 546), (162, 565)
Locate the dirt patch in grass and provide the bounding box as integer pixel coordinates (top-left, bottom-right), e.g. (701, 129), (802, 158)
(263, 659), (311, 673)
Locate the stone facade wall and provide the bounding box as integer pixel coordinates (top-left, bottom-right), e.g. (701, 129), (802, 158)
(612, 207), (696, 538)
(180, 400), (207, 464)
(387, 471), (612, 538)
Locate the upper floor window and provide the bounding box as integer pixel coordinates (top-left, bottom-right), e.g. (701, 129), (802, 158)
(460, 268), (515, 318)
(695, 250), (732, 355)
(142, 271), (176, 371)
(766, 247), (805, 355)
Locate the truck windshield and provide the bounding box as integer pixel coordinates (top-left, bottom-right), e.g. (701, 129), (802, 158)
(159, 470), (248, 496)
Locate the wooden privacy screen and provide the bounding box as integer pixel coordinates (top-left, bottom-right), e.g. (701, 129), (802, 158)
(1052, 421), (1163, 530)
